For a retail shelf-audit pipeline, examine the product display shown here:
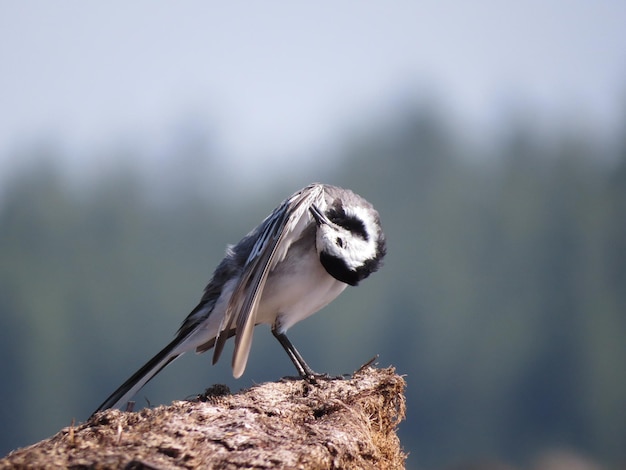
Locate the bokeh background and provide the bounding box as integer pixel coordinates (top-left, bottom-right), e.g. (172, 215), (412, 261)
(1, 2), (625, 469)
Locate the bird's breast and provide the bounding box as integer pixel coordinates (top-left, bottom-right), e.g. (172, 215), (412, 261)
(255, 243), (347, 332)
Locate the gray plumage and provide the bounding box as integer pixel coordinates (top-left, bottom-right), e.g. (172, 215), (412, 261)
(92, 183), (385, 415)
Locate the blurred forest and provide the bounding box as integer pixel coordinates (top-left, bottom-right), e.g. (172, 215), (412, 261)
(1, 103), (625, 470)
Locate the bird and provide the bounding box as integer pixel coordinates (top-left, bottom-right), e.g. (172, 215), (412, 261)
(92, 183), (386, 415)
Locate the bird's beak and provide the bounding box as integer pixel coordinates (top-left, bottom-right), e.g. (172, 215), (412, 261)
(309, 204), (331, 226)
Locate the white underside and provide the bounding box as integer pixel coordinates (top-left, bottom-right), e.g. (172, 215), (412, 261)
(257, 246), (347, 332)
(179, 243), (346, 363)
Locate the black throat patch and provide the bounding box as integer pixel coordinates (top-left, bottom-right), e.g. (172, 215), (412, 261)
(320, 252), (368, 286)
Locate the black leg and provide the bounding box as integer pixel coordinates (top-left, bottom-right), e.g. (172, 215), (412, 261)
(271, 327), (318, 379)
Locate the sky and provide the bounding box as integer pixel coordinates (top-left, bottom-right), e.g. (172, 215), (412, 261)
(1, 1), (625, 184)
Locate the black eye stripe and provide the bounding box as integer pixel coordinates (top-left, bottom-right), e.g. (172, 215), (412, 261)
(327, 208), (369, 241)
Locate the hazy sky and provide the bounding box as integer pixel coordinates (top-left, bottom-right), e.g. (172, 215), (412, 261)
(1, 1), (625, 182)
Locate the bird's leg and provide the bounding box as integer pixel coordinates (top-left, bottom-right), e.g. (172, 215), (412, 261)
(272, 327), (335, 382)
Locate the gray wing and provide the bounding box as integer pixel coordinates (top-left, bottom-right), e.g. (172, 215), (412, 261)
(212, 183), (325, 378)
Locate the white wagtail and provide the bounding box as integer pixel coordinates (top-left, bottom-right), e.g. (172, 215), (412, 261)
(92, 183), (386, 414)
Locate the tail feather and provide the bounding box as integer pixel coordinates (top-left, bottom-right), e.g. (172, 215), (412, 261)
(91, 336), (187, 416)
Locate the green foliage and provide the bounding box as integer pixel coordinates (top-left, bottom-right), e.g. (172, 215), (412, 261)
(1, 107), (625, 469)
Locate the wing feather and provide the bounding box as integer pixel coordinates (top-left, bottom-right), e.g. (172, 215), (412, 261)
(211, 183), (325, 377)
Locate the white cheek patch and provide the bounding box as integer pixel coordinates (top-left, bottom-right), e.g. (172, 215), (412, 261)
(344, 233), (378, 269)
(318, 225), (378, 271)
(318, 228), (343, 256)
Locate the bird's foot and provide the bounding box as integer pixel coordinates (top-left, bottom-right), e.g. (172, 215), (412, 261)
(302, 372), (347, 384)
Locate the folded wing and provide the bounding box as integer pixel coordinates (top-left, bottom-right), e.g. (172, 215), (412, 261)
(211, 183), (325, 378)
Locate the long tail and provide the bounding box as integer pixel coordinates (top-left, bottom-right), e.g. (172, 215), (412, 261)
(91, 335), (189, 416)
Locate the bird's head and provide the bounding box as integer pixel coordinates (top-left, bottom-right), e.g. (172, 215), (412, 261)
(310, 198), (386, 286)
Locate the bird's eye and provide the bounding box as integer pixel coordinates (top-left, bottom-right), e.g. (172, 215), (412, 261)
(336, 237), (344, 248)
